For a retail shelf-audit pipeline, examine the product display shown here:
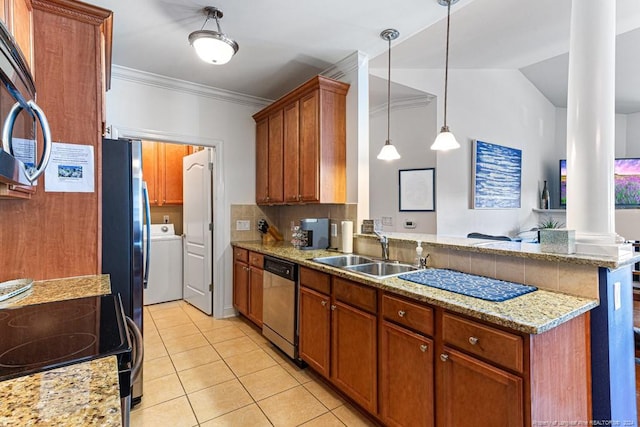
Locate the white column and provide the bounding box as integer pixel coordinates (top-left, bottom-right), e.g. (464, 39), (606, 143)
(566, 0), (618, 252)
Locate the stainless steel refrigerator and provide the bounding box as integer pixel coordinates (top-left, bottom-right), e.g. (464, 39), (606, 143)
(102, 137), (150, 405)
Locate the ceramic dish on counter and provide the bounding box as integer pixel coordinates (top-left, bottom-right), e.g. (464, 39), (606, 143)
(0, 279), (33, 303)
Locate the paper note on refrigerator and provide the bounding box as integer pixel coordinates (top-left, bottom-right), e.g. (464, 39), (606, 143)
(44, 142), (94, 192)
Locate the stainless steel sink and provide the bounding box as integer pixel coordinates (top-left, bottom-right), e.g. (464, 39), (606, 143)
(344, 262), (419, 279)
(312, 254), (374, 268)
(312, 254), (420, 279)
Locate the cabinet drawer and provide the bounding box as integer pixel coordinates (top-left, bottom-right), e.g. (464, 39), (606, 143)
(442, 313), (523, 373)
(382, 293), (433, 337)
(300, 267), (330, 294)
(233, 247), (248, 263)
(333, 277), (377, 314)
(249, 252), (264, 268)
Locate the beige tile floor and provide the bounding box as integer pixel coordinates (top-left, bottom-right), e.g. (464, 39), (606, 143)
(132, 300), (378, 427)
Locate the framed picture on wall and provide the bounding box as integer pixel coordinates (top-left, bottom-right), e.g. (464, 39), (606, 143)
(399, 168), (435, 211)
(472, 139), (522, 209)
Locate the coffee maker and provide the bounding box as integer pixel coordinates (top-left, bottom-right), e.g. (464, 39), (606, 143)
(299, 218), (330, 250)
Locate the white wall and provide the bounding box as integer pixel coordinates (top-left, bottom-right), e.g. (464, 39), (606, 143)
(627, 112), (640, 157)
(369, 101), (438, 233)
(105, 66), (269, 317)
(382, 68), (557, 238)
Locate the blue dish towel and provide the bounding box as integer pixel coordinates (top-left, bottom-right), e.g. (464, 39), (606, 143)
(397, 269), (537, 302)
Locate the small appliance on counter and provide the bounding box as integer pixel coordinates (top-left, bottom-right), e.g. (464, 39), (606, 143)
(299, 218), (330, 250)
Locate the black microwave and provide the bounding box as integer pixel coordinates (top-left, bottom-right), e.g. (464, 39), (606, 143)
(0, 20), (51, 187)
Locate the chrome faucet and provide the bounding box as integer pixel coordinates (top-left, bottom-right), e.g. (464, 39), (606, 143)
(374, 230), (389, 260)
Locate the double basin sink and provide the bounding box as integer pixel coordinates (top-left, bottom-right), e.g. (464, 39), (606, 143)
(312, 254), (419, 279)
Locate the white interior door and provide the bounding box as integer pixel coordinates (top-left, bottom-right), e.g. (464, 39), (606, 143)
(183, 148), (214, 314)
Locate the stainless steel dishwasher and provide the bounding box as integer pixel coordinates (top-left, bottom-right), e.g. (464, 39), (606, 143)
(262, 256), (300, 363)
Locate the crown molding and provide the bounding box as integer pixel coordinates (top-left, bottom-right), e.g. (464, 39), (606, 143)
(111, 65), (272, 109)
(369, 95), (435, 115)
(321, 51), (368, 81)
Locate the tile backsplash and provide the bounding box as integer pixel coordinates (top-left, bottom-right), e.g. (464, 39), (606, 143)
(230, 204), (357, 246)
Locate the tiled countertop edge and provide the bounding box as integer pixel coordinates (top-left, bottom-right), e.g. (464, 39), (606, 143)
(355, 232), (640, 269)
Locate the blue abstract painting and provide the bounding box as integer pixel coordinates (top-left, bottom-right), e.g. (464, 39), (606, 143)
(473, 140), (522, 209)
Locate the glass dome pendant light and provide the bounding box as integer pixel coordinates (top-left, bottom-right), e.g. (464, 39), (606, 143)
(188, 6), (239, 65)
(430, 0), (461, 151)
(377, 28), (401, 161)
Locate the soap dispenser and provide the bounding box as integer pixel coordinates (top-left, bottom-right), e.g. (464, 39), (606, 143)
(415, 241), (423, 267)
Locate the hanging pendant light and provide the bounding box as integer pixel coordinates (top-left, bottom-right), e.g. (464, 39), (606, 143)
(377, 28), (401, 161)
(431, 0), (460, 151)
(189, 6), (239, 65)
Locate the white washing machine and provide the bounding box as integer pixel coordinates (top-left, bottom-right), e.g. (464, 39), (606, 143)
(144, 224), (183, 305)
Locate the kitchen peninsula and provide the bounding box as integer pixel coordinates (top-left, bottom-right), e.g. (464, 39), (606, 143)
(0, 275), (122, 426)
(233, 232), (639, 426)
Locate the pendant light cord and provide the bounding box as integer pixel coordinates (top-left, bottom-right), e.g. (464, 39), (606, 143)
(387, 35), (392, 143)
(443, 0), (451, 129)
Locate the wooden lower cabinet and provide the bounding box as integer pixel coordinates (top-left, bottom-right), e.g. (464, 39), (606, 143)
(380, 320), (434, 427)
(247, 265), (263, 327)
(331, 300), (377, 414)
(232, 247), (263, 327)
(437, 347), (523, 427)
(299, 286), (331, 377)
(297, 269), (590, 427)
(232, 258), (249, 315)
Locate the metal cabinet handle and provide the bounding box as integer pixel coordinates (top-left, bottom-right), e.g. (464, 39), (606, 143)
(440, 353), (449, 362)
(398, 310), (406, 318)
(420, 344), (428, 352)
(330, 304), (336, 311)
(468, 336), (479, 345)
(321, 300), (327, 307)
(3, 100), (52, 183)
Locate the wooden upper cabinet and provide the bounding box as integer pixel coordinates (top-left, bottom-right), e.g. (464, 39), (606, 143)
(253, 75), (349, 205)
(142, 140), (159, 205)
(11, 0), (33, 71)
(0, 0), (33, 71)
(142, 140), (191, 206)
(0, 1), (111, 281)
(161, 143), (189, 205)
(299, 90), (319, 202)
(255, 118), (269, 204)
(267, 110), (284, 204)
(283, 100), (299, 202)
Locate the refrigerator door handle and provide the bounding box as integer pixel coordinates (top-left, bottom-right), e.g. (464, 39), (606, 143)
(142, 181), (151, 289)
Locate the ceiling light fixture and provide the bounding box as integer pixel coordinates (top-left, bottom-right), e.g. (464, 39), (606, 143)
(377, 28), (401, 161)
(189, 6), (239, 65)
(431, 0), (460, 151)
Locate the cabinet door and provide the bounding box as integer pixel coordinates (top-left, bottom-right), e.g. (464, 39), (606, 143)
(331, 300), (377, 414)
(142, 140), (159, 205)
(247, 266), (263, 327)
(299, 286), (331, 378)
(283, 100), (299, 203)
(233, 261), (249, 315)
(267, 110), (284, 204)
(299, 90), (319, 202)
(380, 321), (434, 427)
(161, 143), (190, 205)
(11, 0), (33, 71)
(438, 347), (523, 427)
(255, 118), (269, 204)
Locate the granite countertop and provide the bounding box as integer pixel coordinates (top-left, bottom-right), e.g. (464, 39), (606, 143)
(0, 274), (121, 426)
(2, 274), (112, 308)
(232, 241), (598, 335)
(0, 357), (122, 426)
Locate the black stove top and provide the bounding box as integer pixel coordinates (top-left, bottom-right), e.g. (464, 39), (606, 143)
(0, 294), (132, 382)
